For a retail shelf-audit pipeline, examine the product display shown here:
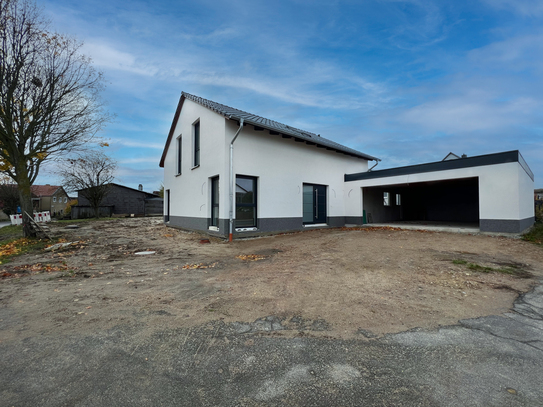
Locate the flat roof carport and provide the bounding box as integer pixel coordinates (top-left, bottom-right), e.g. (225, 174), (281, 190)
(345, 151), (535, 234)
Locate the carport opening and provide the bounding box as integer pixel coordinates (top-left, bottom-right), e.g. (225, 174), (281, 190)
(363, 177), (479, 228)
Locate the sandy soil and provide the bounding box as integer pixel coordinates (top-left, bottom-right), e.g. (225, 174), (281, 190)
(1, 218), (542, 341)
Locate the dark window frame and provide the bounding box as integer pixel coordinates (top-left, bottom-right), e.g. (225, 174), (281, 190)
(210, 176), (219, 228)
(193, 121), (200, 168)
(235, 175), (257, 228)
(165, 189), (170, 222)
(176, 136), (182, 175)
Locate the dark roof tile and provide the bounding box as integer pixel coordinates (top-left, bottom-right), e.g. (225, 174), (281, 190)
(182, 92), (379, 161)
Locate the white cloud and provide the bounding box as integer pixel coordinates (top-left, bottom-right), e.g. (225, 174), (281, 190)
(119, 157), (161, 164)
(482, 0), (543, 17)
(468, 32), (543, 70)
(112, 138), (164, 150)
(82, 41), (159, 76)
(399, 95), (538, 133)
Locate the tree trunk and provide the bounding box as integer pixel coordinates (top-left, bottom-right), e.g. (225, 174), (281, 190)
(16, 170), (36, 238)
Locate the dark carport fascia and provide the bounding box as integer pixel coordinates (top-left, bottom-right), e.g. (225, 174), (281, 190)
(344, 150), (533, 182)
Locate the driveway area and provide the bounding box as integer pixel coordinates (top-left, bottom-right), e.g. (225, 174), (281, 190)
(1, 218), (542, 406)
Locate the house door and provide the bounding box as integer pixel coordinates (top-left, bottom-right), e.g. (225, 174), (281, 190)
(303, 184), (327, 224)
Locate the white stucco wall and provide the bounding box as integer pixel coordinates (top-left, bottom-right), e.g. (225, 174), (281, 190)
(163, 100), (371, 229)
(228, 120), (369, 221)
(518, 164), (536, 220)
(163, 99), (228, 221)
(347, 161), (534, 221)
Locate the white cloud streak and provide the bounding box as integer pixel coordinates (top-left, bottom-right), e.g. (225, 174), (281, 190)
(482, 0), (543, 17)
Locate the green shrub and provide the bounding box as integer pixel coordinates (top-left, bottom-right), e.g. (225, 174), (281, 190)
(523, 222), (543, 246)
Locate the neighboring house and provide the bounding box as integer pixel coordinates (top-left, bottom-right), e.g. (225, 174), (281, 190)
(31, 185), (70, 216)
(74, 183), (162, 218)
(535, 189), (543, 214)
(442, 152), (461, 161)
(160, 92), (535, 238)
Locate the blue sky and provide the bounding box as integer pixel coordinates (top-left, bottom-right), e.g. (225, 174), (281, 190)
(35, 0), (543, 190)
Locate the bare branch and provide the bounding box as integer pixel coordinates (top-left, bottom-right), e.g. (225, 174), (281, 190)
(0, 0), (112, 235)
(57, 150), (116, 218)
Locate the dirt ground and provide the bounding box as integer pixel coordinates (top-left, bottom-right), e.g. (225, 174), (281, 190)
(1, 218), (542, 342)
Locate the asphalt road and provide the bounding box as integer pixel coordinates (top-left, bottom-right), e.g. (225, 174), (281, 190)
(1, 282), (542, 406)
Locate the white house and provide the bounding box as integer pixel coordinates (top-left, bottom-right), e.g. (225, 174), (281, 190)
(160, 92), (534, 238)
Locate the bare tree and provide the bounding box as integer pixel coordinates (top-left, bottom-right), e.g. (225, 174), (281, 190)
(59, 150), (116, 218)
(0, 0), (111, 235)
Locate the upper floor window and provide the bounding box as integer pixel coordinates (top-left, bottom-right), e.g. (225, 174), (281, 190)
(53, 196), (57, 203)
(176, 135), (182, 175)
(64, 197), (67, 203)
(193, 121), (200, 167)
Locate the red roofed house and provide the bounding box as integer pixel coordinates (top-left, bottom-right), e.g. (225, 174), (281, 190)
(31, 185), (70, 217)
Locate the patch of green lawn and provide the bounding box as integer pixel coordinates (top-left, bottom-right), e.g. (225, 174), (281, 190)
(0, 237), (50, 265)
(0, 224), (23, 241)
(452, 259), (531, 278)
(523, 222), (543, 246)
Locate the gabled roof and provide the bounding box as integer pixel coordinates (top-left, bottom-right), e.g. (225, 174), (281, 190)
(109, 183), (161, 198)
(442, 152), (460, 161)
(77, 182), (160, 198)
(159, 92), (379, 167)
(30, 185), (64, 197)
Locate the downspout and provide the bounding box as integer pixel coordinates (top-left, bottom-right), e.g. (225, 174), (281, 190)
(368, 159), (380, 172)
(229, 118), (244, 242)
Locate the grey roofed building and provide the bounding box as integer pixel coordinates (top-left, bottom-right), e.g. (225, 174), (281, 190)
(160, 92), (379, 167)
(74, 183), (162, 218)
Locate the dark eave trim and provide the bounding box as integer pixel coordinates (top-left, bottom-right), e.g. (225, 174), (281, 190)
(159, 95), (185, 168)
(345, 150), (533, 182)
(165, 92), (380, 163)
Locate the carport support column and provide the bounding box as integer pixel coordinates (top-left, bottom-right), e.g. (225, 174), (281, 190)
(229, 118), (244, 242)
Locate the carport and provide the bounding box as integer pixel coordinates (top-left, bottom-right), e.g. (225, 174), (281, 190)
(344, 151), (535, 233)
(361, 177), (479, 226)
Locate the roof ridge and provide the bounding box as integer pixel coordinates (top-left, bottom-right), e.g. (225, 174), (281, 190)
(182, 92), (320, 138)
(176, 92), (379, 162)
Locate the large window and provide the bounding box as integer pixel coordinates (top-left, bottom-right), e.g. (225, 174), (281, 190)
(193, 121), (200, 167)
(210, 177), (219, 227)
(303, 183), (327, 224)
(176, 136), (182, 175)
(236, 176), (257, 228)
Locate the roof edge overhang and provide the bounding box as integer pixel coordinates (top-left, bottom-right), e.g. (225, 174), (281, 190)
(159, 92), (379, 166)
(159, 94), (186, 168)
(345, 150), (533, 182)
(225, 115), (380, 161)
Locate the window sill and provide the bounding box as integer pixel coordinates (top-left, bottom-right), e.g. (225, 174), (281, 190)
(303, 223), (327, 228)
(191, 165), (200, 170)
